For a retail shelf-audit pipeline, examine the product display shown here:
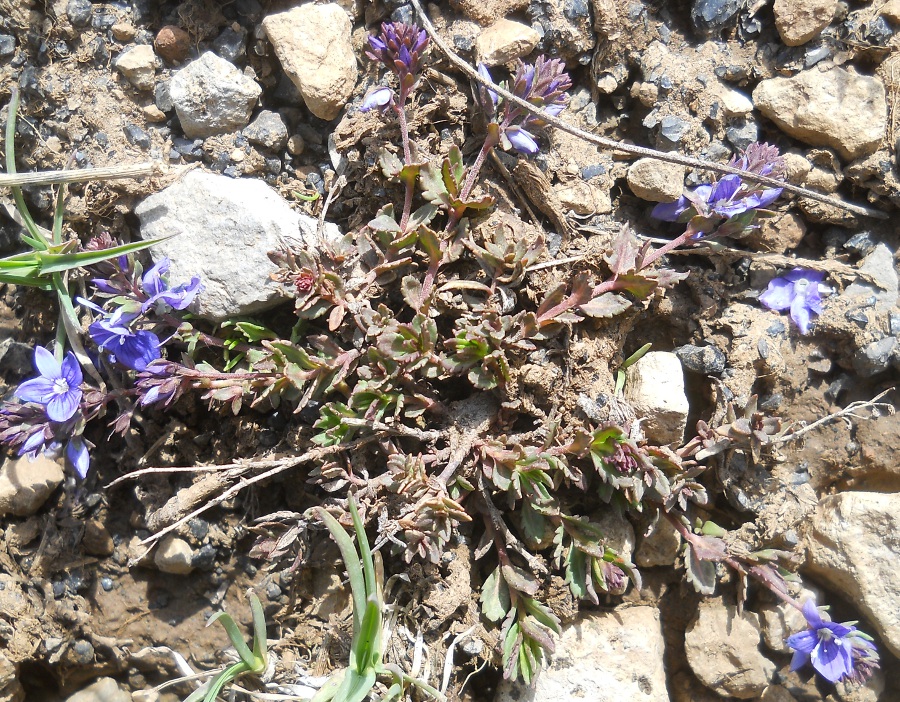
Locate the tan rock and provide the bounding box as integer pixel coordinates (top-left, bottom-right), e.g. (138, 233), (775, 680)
(624, 351), (689, 445)
(0, 651), (24, 702)
(626, 157), (686, 202)
(475, 19), (539, 66)
(635, 517), (681, 567)
(554, 179), (611, 214)
(262, 4), (357, 121)
(0, 455), (64, 518)
(753, 68), (886, 160)
(773, 0), (837, 46)
(114, 44), (158, 92)
(65, 677), (130, 702)
(882, 0), (900, 23)
(744, 212), (806, 253)
(451, 0), (529, 24)
(154, 25), (190, 64)
(710, 81), (754, 117)
(154, 535), (194, 575)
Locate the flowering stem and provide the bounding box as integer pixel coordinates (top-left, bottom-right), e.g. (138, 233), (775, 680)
(396, 88), (415, 234)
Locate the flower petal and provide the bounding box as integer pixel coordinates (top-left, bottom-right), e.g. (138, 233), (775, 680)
(61, 352), (83, 387)
(141, 258), (170, 297)
(790, 294), (813, 335)
(787, 629), (819, 655)
(66, 438), (90, 479)
(15, 377), (56, 404)
(710, 174), (741, 203)
(33, 346), (61, 379)
(651, 197), (690, 221)
(360, 86), (394, 112)
(801, 599), (824, 629)
(505, 128), (539, 154)
(47, 389), (81, 423)
(811, 637), (853, 683)
(758, 278), (794, 312)
(116, 331), (162, 371)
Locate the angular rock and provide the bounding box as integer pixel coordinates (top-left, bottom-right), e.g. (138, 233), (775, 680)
(135, 170), (341, 320)
(243, 110), (289, 151)
(692, 0), (741, 36)
(626, 158), (686, 202)
(495, 606), (668, 702)
(773, 0), (836, 46)
(635, 517), (681, 567)
(593, 509), (635, 558)
(0, 651), (24, 702)
(844, 243), (898, 314)
(753, 68), (886, 160)
(675, 344), (726, 375)
(710, 81), (754, 117)
(169, 52), (261, 139)
(475, 19), (539, 66)
(262, 4), (357, 121)
(853, 336), (896, 378)
(744, 212), (807, 253)
(65, 676), (130, 702)
(154, 535), (194, 575)
(685, 599), (776, 698)
(807, 491), (900, 657)
(114, 44), (158, 92)
(0, 455), (64, 518)
(624, 351), (689, 445)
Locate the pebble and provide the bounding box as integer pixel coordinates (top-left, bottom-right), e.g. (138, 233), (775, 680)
(710, 81), (753, 117)
(852, 336), (897, 377)
(844, 243), (899, 314)
(111, 22), (137, 42)
(113, 44), (158, 92)
(623, 351), (689, 445)
(192, 543), (217, 570)
(262, 4), (357, 120)
(153, 81), (173, 112)
(154, 25), (191, 64)
(753, 68), (887, 160)
(0, 455), (64, 518)
(773, 0), (837, 46)
(65, 676), (131, 702)
(213, 25), (247, 63)
(725, 117), (758, 151)
(474, 18), (540, 66)
(0, 338), (33, 375)
(169, 52), (261, 139)
(0, 34), (15, 57)
(154, 535), (195, 575)
(675, 344), (726, 375)
(142, 104), (167, 122)
(243, 110), (289, 151)
(844, 231), (878, 257)
(66, 0), (92, 28)
(691, 0), (741, 36)
(287, 134), (305, 156)
(626, 157), (686, 202)
(124, 123), (150, 149)
(135, 170), (342, 320)
(635, 518), (681, 567)
(658, 115), (689, 145)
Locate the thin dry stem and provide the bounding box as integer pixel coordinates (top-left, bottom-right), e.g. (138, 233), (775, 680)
(776, 388), (895, 444)
(0, 162), (157, 187)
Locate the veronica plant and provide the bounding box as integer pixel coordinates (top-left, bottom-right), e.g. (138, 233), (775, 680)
(758, 268), (825, 335)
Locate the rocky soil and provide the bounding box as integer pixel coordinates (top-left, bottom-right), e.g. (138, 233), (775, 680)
(0, 1), (899, 701)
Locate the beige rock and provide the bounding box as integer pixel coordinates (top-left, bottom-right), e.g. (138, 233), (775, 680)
(114, 44), (158, 92)
(452, 0), (529, 24)
(773, 0), (837, 46)
(0, 651), (24, 702)
(710, 81), (754, 117)
(495, 606), (668, 702)
(554, 179), (611, 214)
(0, 455), (64, 517)
(744, 212), (806, 253)
(635, 517), (681, 567)
(753, 68), (886, 160)
(110, 22), (136, 42)
(142, 104), (167, 123)
(624, 351), (689, 445)
(154, 535), (194, 575)
(882, 0), (900, 23)
(65, 677), (130, 702)
(626, 157), (685, 202)
(262, 4), (357, 121)
(760, 686), (798, 702)
(807, 492), (900, 657)
(475, 19), (539, 66)
(781, 152), (812, 184)
(685, 599), (777, 698)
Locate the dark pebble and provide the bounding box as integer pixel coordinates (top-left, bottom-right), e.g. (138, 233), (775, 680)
(223, 165), (241, 178)
(100, 577), (114, 591)
(95, 131), (109, 146)
(758, 393), (782, 411)
(765, 320), (786, 336)
(70, 640), (94, 665)
(124, 124), (150, 149)
(0, 34), (15, 57)
(845, 309), (869, 328)
(804, 42), (832, 68)
(265, 582), (283, 600)
(581, 164), (606, 180)
(66, 0), (92, 27)
(889, 311), (900, 337)
(264, 157), (282, 175)
(172, 137), (202, 158)
(213, 26), (247, 63)
(154, 81), (174, 112)
(90, 36), (109, 63)
(725, 118), (758, 151)
(676, 344), (726, 375)
(189, 518), (209, 541)
(192, 544), (217, 570)
(0, 340), (32, 374)
(390, 4), (414, 24)
(843, 231), (877, 257)
(659, 116), (689, 144)
(91, 13), (117, 30)
(52, 580), (67, 598)
(692, 0), (740, 36)
(564, 0), (591, 21)
(864, 16), (893, 45)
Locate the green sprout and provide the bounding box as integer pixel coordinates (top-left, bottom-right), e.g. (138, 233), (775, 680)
(184, 592), (269, 702)
(613, 342), (652, 395)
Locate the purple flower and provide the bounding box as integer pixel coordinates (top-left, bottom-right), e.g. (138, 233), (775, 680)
(787, 600), (879, 684)
(0, 401), (92, 479)
(758, 268), (825, 335)
(360, 86), (395, 113)
(135, 361), (183, 409)
(365, 22), (429, 91)
(89, 318), (162, 371)
(652, 174), (782, 222)
(141, 258), (202, 313)
(15, 347), (83, 422)
(504, 126), (539, 154)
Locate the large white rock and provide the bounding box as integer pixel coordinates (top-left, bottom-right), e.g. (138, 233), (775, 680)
(136, 170), (341, 320)
(0, 455), (64, 517)
(685, 599), (776, 699)
(624, 351), (689, 445)
(262, 4), (357, 121)
(807, 492), (900, 657)
(494, 606), (668, 702)
(753, 68), (886, 161)
(169, 52), (261, 139)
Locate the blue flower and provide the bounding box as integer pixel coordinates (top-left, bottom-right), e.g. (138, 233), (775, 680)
(0, 400), (92, 479)
(15, 347), (83, 422)
(504, 126), (539, 155)
(787, 600), (879, 684)
(360, 86), (395, 113)
(758, 268), (825, 335)
(651, 174), (782, 222)
(89, 318), (162, 371)
(140, 258), (202, 313)
(365, 22), (429, 90)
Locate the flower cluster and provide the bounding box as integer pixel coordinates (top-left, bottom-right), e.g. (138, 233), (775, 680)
(758, 268), (825, 335)
(787, 600), (879, 684)
(478, 55), (572, 154)
(361, 21), (430, 112)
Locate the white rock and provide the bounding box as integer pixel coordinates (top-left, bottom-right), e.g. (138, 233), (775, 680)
(169, 52), (261, 139)
(635, 517), (681, 567)
(807, 491), (900, 657)
(0, 455), (64, 517)
(623, 351), (689, 445)
(154, 535), (194, 575)
(114, 44), (158, 92)
(475, 19), (540, 66)
(773, 0), (836, 46)
(753, 68), (886, 160)
(710, 81), (754, 117)
(844, 243), (898, 314)
(65, 676), (131, 702)
(135, 170), (342, 321)
(494, 606), (668, 702)
(685, 599), (776, 699)
(626, 158), (686, 202)
(262, 4), (357, 121)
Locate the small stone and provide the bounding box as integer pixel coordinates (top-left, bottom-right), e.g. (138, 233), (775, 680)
(635, 518), (681, 567)
(744, 212), (807, 253)
(882, 0), (900, 23)
(0, 338), (33, 375)
(243, 110), (289, 151)
(685, 599), (776, 698)
(142, 105), (167, 123)
(287, 134), (305, 156)
(844, 243), (899, 314)
(852, 337), (897, 378)
(65, 640), (95, 667)
(213, 25), (247, 64)
(451, 0), (529, 24)
(753, 68), (887, 160)
(710, 81), (753, 116)
(154, 25), (191, 64)
(691, 0), (741, 36)
(624, 351), (689, 445)
(262, 4), (357, 120)
(474, 19), (540, 66)
(726, 118), (759, 151)
(82, 520), (115, 556)
(773, 0), (837, 46)
(66, 0), (92, 28)
(0, 34), (16, 57)
(114, 44), (158, 92)
(64, 676), (130, 702)
(659, 115), (689, 144)
(169, 52), (261, 139)
(154, 81), (174, 112)
(554, 179), (611, 215)
(0, 455), (64, 518)
(111, 22), (137, 42)
(154, 535), (195, 575)
(626, 157), (686, 202)
(124, 124), (150, 149)
(675, 344), (726, 375)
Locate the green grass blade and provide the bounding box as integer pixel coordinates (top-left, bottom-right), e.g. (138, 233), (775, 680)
(309, 669), (344, 702)
(207, 612), (256, 666)
(52, 173), (65, 246)
(249, 592), (268, 670)
(36, 236), (172, 274)
(4, 88), (49, 250)
(318, 506), (366, 634)
(348, 496), (377, 603)
(353, 596), (382, 674)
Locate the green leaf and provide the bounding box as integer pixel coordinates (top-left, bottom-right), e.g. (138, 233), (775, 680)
(578, 292), (630, 318)
(407, 204), (438, 231)
(480, 566), (511, 622)
(318, 506), (366, 633)
(400, 275), (423, 311)
(501, 563), (540, 596)
(614, 274), (658, 300)
(683, 542), (717, 595)
(34, 237), (171, 274)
